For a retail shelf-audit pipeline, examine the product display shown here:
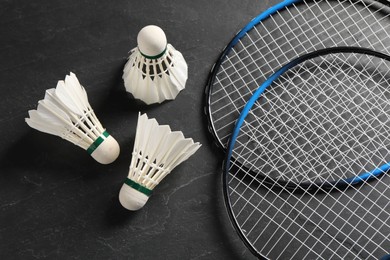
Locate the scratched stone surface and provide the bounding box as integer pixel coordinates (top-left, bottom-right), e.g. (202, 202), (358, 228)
(0, 0), (277, 259)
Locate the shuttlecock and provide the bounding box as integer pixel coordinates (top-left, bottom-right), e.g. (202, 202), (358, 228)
(122, 25), (188, 105)
(26, 72), (120, 164)
(119, 113), (201, 210)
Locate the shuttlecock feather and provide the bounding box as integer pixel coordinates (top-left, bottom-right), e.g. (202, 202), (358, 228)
(123, 25), (188, 105)
(26, 72), (120, 164)
(119, 113), (201, 210)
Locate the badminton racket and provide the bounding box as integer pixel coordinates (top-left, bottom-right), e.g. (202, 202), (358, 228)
(224, 47), (390, 259)
(205, 0), (390, 150)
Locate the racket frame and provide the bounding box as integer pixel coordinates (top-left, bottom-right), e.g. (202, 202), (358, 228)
(223, 46), (390, 258)
(204, 0), (390, 150)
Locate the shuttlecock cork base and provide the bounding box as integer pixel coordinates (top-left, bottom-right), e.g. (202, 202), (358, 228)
(123, 25), (188, 105)
(88, 131), (120, 165)
(119, 113), (201, 211)
(26, 72), (120, 164)
(119, 178), (151, 211)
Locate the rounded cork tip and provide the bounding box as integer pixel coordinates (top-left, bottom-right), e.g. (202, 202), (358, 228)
(90, 135), (120, 164)
(119, 183), (149, 211)
(137, 25), (167, 58)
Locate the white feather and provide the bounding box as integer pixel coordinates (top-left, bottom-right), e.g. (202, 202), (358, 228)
(119, 113), (200, 210)
(55, 73), (90, 116)
(129, 113), (200, 189)
(25, 73), (120, 165)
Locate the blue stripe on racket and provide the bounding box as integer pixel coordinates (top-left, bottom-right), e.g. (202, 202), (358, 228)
(224, 47), (390, 259)
(205, 0), (390, 150)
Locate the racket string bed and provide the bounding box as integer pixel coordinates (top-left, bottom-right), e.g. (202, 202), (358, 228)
(207, 0), (390, 149)
(229, 174), (390, 259)
(241, 55), (390, 183)
(225, 48), (390, 259)
(228, 161), (390, 259)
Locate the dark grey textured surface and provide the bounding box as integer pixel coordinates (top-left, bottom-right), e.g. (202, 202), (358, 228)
(0, 0), (273, 259)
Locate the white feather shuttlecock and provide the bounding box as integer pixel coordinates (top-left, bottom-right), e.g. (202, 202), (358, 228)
(122, 25), (188, 105)
(25, 72), (120, 164)
(119, 113), (201, 210)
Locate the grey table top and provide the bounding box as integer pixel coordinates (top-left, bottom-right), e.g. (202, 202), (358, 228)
(0, 0), (276, 259)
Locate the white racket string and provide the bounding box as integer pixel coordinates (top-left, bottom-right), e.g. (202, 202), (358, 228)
(214, 1), (388, 100)
(208, 0), (390, 149)
(235, 55), (390, 183)
(233, 53), (388, 190)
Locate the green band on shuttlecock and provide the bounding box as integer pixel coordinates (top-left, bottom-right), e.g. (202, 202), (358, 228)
(124, 178), (153, 197)
(139, 46), (167, 60)
(87, 131), (110, 155)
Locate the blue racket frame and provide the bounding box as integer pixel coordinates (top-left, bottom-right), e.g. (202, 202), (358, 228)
(204, 0), (390, 150)
(205, 0), (300, 149)
(225, 46), (390, 190)
(223, 47), (390, 258)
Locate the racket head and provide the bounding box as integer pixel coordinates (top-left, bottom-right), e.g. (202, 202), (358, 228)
(224, 47), (390, 259)
(205, 0), (390, 150)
